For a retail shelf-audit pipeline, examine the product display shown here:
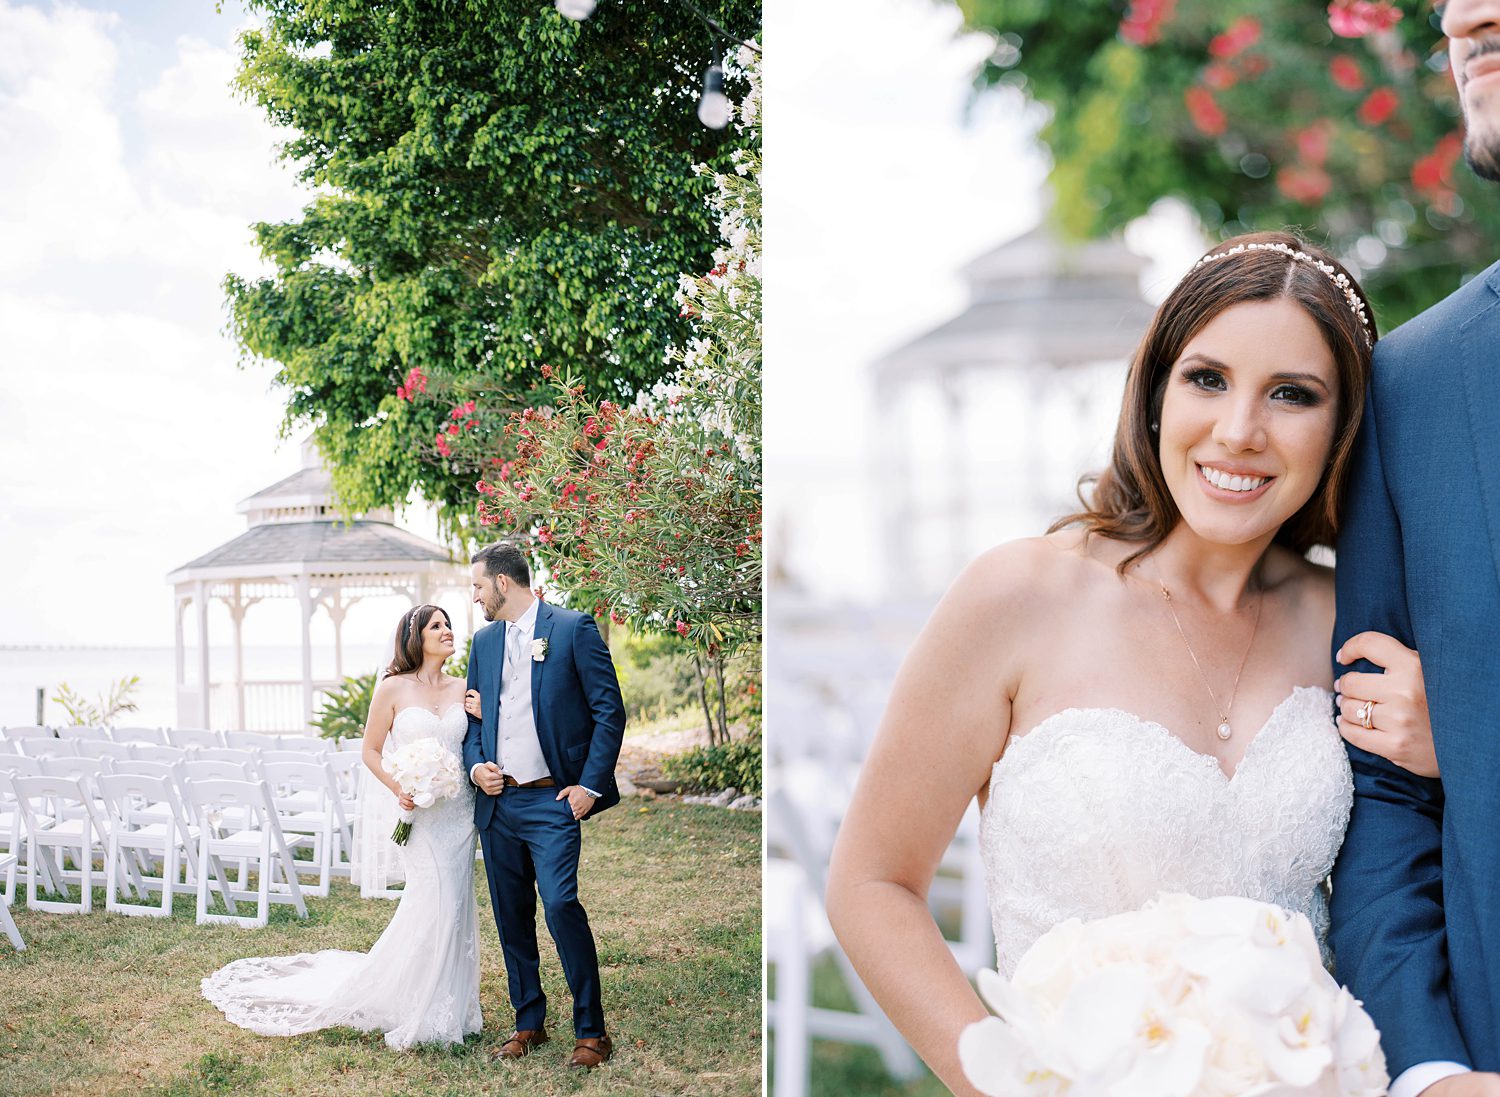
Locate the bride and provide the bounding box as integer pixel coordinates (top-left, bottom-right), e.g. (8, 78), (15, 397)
(202, 604), (480, 1050)
(825, 231), (1437, 1094)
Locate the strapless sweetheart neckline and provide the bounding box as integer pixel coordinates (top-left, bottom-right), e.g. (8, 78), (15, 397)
(1001, 686), (1328, 784)
(394, 701), (465, 720)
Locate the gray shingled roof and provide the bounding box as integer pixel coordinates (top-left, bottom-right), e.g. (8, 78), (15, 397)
(174, 520), (455, 572)
(241, 466), (331, 501)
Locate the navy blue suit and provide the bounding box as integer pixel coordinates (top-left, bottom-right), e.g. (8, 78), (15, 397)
(463, 601), (626, 1038)
(1330, 262), (1500, 1079)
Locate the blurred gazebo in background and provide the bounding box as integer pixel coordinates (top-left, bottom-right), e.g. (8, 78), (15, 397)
(167, 440), (468, 733)
(871, 224), (1157, 590)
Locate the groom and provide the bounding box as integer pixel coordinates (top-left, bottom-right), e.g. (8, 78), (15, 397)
(462, 541), (625, 1069)
(1330, 3), (1500, 1095)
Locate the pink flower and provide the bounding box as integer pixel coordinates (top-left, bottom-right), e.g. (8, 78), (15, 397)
(1329, 55), (1365, 91)
(1208, 16), (1260, 59)
(1358, 86), (1400, 125)
(1185, 87), (1227, 136)
(1328, 0), (1402, 38)
(1276, 164), (1332, 204)
(1119, 0), (1176, 45)
(675, 620), (690, 637)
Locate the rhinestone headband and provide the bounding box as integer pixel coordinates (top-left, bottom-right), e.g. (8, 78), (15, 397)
(1193, 241), (1372, 348)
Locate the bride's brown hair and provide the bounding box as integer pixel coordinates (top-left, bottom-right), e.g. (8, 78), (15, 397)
(1051, 230), (1375, 571)
(385, 604), (452, 678)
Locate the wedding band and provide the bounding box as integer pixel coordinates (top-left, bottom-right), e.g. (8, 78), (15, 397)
(1357, 699), (1374, 730)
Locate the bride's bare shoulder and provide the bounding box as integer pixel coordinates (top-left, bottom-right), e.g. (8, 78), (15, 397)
(941, 529), (1109, 625)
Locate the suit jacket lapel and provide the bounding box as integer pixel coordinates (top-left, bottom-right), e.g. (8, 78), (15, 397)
(530, 602), (554, 734)
(1460, 266), (1500, 594)
(486, 624), (505, 761)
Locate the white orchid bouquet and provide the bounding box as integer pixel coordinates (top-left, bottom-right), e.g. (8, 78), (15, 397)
(383, 739), (464, 845)
(960, 894), (1388, 1097)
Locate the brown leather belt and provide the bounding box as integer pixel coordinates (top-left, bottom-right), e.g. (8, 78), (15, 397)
(502, 775), (556, 788)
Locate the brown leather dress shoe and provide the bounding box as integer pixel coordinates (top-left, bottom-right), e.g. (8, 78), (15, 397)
(494, 1028), (549, 1060)
(568, 1034), (613, 1069)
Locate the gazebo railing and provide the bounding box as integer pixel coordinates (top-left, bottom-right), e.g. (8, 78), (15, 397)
(198, 680), (342, 734)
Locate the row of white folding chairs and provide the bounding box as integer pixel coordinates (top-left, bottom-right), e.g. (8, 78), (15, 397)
(0, 725), (337, 753)
(0, 755), (359, 926)
(1, 751), (361, 892)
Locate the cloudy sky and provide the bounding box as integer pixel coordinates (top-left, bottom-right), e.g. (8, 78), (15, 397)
(0, 0), (447, 649)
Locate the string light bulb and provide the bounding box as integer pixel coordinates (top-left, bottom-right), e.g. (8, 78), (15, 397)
(556, 0), (597, 19)
(696, 64), (730, 129)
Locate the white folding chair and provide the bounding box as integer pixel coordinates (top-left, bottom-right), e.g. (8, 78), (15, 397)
(2, 726), (53, 742)
(765, 785), (923, 1082)
(260, 760), (339, 897)
(179, 758), (256, 783)
(183, 778), (308, 928)
(168, 728), (222, 750)
(74, 740), (135, 763)
(112, 727), (169, 745)
(10, 774), (111, 914)
(131, 744), (188, 764)
(97, 772), (193, 918)
(0, 851), (22, 951)
(322, 753), (362, 879)
(224, 731), (277, 751)
(56, 725), (109, 742)
(766, 856), (814, 1097)
(269, 736), (330, 755)
(0, 765), (47, 902)
(196, 748), (263, 769)
(19, 737), (77, 759)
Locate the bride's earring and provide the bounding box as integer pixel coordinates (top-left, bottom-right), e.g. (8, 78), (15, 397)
(1150, 421), (1159, 432)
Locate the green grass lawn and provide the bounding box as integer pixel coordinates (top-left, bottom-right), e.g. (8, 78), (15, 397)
(0, 804), (760, 1097)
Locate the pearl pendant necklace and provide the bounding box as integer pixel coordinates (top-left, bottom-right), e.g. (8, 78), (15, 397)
(1156, 580), (1263, 742)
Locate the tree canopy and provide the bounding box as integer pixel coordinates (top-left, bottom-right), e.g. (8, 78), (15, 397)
(226, 0), (759, 532)
(956, 0), (1495, 329)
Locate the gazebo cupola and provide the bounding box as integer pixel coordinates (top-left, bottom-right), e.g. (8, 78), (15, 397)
(167, 439), (467, 733)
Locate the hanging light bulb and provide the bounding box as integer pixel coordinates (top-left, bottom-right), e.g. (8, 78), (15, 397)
(696, 63), (731, 129)
(555, 0), (597, 19)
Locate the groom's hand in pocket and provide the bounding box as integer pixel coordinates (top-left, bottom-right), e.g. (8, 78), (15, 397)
(556, 785), (592, 820)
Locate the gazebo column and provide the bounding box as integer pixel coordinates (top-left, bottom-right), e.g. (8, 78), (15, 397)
(228, 583), (249, 732)
(874, 372), (910, 589)
(194, 580), (211, 728)
(940, 367), (968, 584)
(174, 591), (187, 725)
(297, 573), (314, 731)
(326, 587), (348, 681)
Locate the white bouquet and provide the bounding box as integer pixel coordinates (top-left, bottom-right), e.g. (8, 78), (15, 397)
(382, 739), (464, 845)
(960, 894), (1388, 1097)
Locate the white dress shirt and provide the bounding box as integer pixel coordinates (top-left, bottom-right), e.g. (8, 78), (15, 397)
(1390, 1062), (1470, 1097)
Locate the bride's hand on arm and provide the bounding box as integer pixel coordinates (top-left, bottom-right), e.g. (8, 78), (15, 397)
(826, 545), (1037, 1097)
(361, 679), (417, 811)
(1335, 631), (1438, 778)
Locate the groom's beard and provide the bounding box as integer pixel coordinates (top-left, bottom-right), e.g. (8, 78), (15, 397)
(1461, 37), (1500, 182)
(1465, 133), (1500, 182)
(484, 588), (506, 621)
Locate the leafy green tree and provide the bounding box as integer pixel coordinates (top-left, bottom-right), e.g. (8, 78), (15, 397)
(956, 0), (1495, 327)
(226, 0), (759, 534)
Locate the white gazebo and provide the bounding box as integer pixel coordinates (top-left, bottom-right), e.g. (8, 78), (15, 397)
(871, 224), (1158, 590)
(167, 440), (468, 733)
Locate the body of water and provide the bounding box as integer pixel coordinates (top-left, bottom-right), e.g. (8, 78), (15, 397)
(1, 644), (391, 729)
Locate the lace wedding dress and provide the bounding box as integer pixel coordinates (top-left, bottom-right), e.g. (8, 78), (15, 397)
(980, 686), (1353, 977)
(202, 704), (480, 1049)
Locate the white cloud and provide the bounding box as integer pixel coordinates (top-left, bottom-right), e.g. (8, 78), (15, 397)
(0, 2), (316, 647)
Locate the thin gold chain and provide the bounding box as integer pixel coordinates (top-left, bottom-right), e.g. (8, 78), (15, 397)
(1157, 580), (1264, 733)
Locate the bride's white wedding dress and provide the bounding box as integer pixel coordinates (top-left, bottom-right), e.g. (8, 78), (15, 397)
(980, 686), (1353, 977)
(202, 704), (480, 1049)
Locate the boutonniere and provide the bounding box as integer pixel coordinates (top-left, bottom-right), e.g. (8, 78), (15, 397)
(531, 638), (548, 662)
